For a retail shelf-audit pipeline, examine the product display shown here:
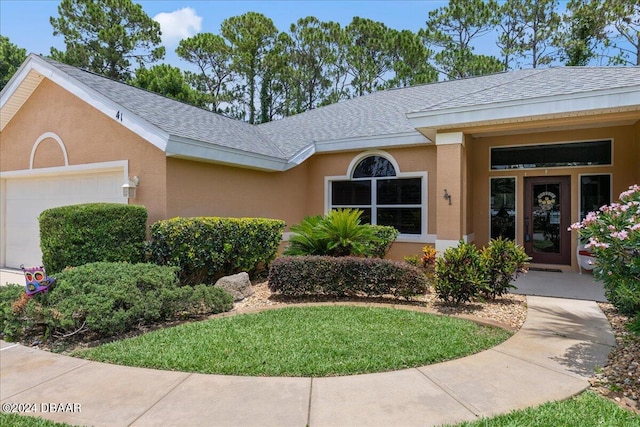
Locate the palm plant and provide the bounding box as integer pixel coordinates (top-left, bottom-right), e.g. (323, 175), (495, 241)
(283, 215), (329, 256)
(316, 209), (378, 257)
(284, 209), (382, 257)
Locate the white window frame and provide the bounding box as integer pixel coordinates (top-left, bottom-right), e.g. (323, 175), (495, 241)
(324, 151), (429, 243)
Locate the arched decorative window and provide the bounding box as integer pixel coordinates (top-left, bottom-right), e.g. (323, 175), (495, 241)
(352, 155), (396, 178)
(328, 153), (425, 236)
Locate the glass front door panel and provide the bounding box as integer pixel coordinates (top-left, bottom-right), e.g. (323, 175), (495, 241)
(524, 176), (571, 265)
(532, 183), (561, 254)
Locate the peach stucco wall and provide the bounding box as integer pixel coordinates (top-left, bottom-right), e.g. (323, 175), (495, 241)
(165, 158), (309, 229)
(469, 125), (638, 269)
(0, 79), (168, 225)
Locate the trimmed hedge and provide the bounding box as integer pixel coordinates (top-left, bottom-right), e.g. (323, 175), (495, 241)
(2, 262), (234, 342)
(148, 217), (286, 285)
(39, 203), (147, 274)
(268, 256), (427, 299)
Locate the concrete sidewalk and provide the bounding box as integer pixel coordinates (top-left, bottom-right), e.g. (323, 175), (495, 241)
(0, 296), (614, 427)
(513, 269), (607, 302)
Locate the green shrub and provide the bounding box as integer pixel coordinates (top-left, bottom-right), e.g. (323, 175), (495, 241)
(481, 237), (530, 299)
(404, 255), (421, 266)
(284, 209), (396, 258)
(148, 217), (285, 285)
(268, 256), (427, 299)
(434, 241), (487, 304)
(366, 225), (399, 258)
(39, 203), (147, 274)
(434, 239), (529, 305)
(3, 262), (233, 342)
(0, 284), (26, 340)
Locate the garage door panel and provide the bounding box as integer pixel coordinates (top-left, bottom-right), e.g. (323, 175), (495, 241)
(3, 171), (125, 269)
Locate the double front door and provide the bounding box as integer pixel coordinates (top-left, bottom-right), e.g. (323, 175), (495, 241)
(523, 176), (571, 265)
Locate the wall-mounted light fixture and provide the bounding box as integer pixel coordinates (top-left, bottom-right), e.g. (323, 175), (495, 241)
(122, 176), (139, 199)
(443, 189), (452, 205)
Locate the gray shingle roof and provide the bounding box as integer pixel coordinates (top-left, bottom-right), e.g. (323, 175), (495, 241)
(415, 66), (640, 112)
(42, 57), (640, 164)
(258, 69), (544, 157)
(42, 57), (286, 159)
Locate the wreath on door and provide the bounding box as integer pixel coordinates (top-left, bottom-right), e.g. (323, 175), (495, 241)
(537, 191), (556, 211)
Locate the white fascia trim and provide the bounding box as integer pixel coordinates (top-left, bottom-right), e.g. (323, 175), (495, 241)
(315, 131), (431, 153)
(0, 57), (39, 106)
(435, 132), (465, 146)
(286, 143), (316, 169)
(7, 56), (170, 152)
(166, 137), (288, 172)
(407, 87), (640, 129)
(0, 160), (128, 180)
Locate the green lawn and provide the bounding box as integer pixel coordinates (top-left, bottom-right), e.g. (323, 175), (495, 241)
(0, 413), (79, 427)
(445, 391), (640, 427)
(75, 305), (511, 377)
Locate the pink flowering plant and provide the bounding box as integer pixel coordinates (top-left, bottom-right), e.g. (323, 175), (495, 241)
(569, 185), (640, 321)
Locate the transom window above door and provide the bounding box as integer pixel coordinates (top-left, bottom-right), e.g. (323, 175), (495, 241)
(327, 153), (427, 237)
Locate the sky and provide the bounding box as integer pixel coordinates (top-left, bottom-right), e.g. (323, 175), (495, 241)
(0, 0), (455, 69)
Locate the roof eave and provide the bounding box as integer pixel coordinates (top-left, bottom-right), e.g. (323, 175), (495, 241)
(166, 136), (290, 172)
(314, 131), (432, 153)
(407, 87), (640, 131)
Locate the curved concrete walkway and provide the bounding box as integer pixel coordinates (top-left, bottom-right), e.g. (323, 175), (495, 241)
(1, 296), (614, 427)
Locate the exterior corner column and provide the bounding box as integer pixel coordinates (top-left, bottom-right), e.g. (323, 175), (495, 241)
(435, 132), (467, 253)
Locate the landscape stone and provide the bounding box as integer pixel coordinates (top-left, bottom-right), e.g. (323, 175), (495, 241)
(214, 272), (254, 301)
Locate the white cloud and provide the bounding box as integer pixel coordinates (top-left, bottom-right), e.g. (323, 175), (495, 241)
(154, 7), (202, 46)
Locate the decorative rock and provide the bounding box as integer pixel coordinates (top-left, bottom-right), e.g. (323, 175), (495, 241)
(214, 272), (254, 302)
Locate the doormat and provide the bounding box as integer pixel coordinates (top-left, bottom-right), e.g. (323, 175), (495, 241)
(528, 267), (563, 273)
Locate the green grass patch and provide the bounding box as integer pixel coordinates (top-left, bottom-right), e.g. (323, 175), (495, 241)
(0, 413), (80, 427)
(75, 305), (511, 377)
(445, 391), (640, 427)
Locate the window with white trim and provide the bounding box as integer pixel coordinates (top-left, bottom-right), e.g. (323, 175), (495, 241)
(329, 155), (424, 235)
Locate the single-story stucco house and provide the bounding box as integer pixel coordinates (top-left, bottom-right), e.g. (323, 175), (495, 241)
(1, 54), (639, 271)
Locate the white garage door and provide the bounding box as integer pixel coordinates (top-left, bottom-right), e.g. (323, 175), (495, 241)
(3, 171), (125, 269)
